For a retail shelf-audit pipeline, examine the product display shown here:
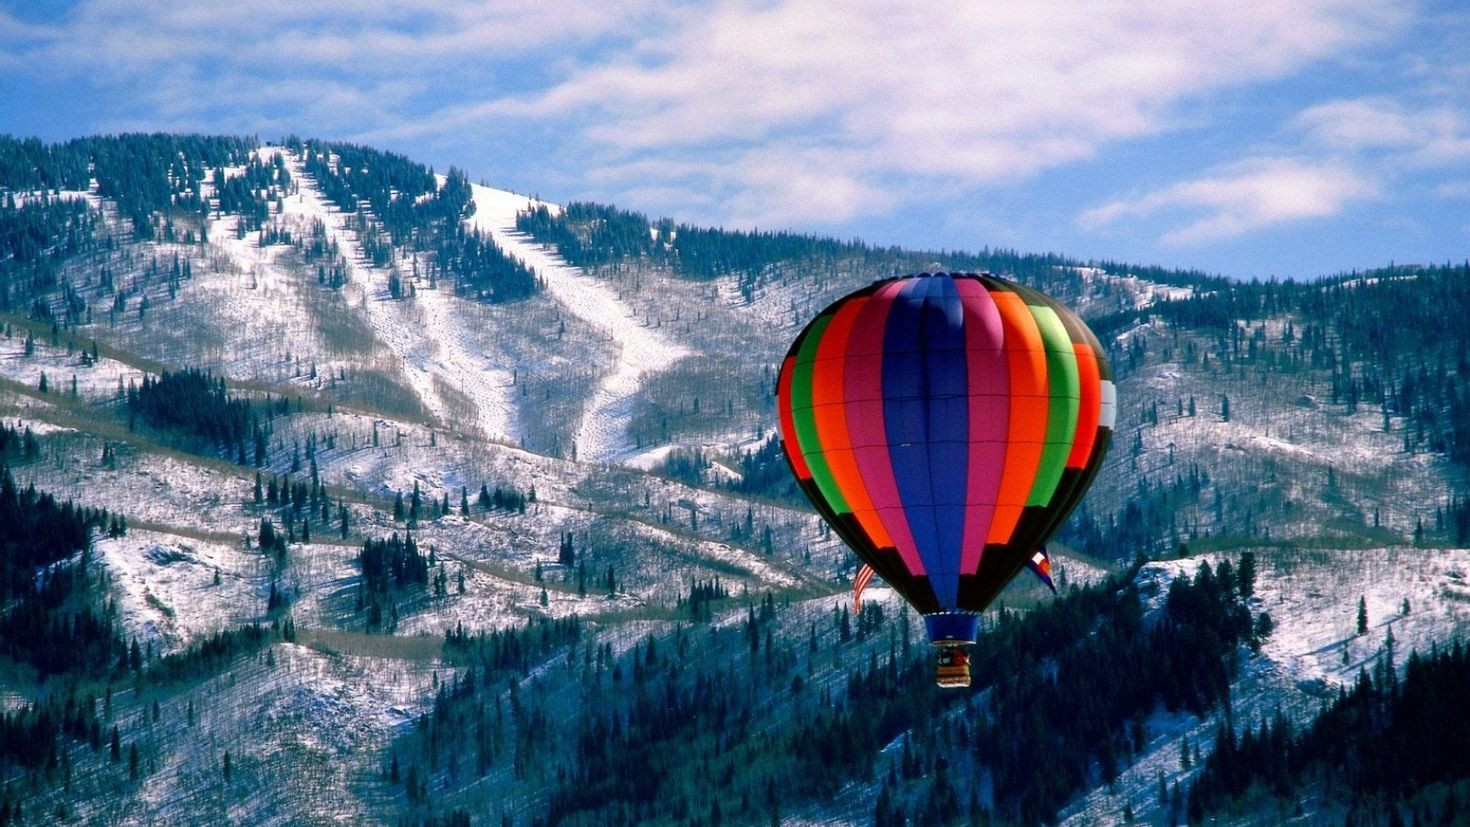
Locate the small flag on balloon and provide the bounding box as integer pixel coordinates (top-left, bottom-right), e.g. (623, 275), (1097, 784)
(853, 563), (876, 612)
(1028, 547), (1057, 594)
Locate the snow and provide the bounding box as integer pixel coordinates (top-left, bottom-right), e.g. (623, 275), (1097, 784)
(464, 185), (692, 464)
(92, 642), (442, 826)
(97, 529), (266, 652)
(1, 187), (94, 208)
(1058, 546), (1470, 827)
(278, 152), (520, 443)
(14, 138), (1470, 826)
(0, 323), (149, 401)
(1108, 343), (1468, 544)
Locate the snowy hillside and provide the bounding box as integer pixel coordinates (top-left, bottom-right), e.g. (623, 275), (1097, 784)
(464, 184), (692, 464)
(1060, 546), (1470, 826)
(3, 133), (1470, 826)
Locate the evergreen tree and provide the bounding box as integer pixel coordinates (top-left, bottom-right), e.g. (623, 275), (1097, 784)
(1237, 550), (1256, 598)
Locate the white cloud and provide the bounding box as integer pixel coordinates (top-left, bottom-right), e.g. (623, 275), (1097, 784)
(1079, 158), (1379, 245)
(1082, 82), (1470, 248)
(1433, 180), (1470, 199)
(1292, 97), (1470, 165)
(2, 0), (670, 150)
(1291, 98), (1424, 152)
(46, 0), (655, 70)
(463, 0), (1406, 225)
(2, 0), (1421, 242)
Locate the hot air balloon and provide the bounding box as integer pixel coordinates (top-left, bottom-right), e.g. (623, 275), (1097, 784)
(775, 272), (1115, 687)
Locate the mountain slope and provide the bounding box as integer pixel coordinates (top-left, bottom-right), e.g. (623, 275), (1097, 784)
(1, 133), (1468, 825)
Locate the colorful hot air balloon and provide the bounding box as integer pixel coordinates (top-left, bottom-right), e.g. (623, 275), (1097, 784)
(775, 272), (1115, 687)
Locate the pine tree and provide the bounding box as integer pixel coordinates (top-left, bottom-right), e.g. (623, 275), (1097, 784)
(1237, 551), (1256, 598)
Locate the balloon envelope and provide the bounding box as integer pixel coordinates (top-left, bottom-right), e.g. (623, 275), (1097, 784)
(776, 273), (1114, 647)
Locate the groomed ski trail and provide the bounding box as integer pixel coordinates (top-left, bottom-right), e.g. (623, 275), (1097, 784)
(466, 185), (690, 464)
(282, 151), (520, 443)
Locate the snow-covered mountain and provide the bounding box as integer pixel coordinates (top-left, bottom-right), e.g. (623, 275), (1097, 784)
(2, 134), (1468, 826)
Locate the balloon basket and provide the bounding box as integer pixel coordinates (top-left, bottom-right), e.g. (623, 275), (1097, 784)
(934, 644), (971, 688)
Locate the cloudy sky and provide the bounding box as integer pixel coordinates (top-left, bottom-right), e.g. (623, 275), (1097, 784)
(3, 0), (1468, 279)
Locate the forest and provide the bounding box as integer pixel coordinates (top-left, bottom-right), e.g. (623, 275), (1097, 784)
(5, 131), (1470, 825)
(1188, 638), (1470, 826)
(1121, 262), (1470, 474)
(375, 556), (1267, 826)
(0, 465), (122, 676)
(514, 201), (1224, 304)
(291, 137), (540, 302)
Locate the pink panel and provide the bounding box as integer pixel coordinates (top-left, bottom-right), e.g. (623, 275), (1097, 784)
(843, 280), (925, 576)
(955, 279), (1009, 574)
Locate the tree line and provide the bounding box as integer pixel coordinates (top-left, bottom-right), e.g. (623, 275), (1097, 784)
(291, 138), (539, 303)
(1189, 637), (1470, 826)
(379, 553), (1265, 826)
(0, 465), (126, 676)
(514, 201), (1223, 305)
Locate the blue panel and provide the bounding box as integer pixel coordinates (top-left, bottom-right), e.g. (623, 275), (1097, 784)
(928, 573), (959, 607)
(923, 612), (980, 644)
(883, 275), (969, 608)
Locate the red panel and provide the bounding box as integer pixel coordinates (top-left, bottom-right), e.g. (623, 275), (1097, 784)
(811, 297), (895, 550)
(1067, 343), (1101, 469)
(776, 355), (812, 480)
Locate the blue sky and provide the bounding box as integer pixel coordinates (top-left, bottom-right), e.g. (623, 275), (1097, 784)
(2, 0), (1468, 279)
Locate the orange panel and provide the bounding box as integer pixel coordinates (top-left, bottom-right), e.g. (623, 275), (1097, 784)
(987, 504), (1026, 547)
(810, 298), (895, 550)
(987, 290), (1049, 545)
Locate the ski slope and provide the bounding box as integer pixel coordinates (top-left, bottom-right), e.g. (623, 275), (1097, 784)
(465, 185), (691, 464)
(279, 150), (521, 443)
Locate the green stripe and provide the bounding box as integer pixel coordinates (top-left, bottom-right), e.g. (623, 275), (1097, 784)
(789, 313), (852, 515)
(1025, 304), (1080, 506)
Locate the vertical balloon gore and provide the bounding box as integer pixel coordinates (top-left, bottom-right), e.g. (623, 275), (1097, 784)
(776, 272), (1113, 688)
